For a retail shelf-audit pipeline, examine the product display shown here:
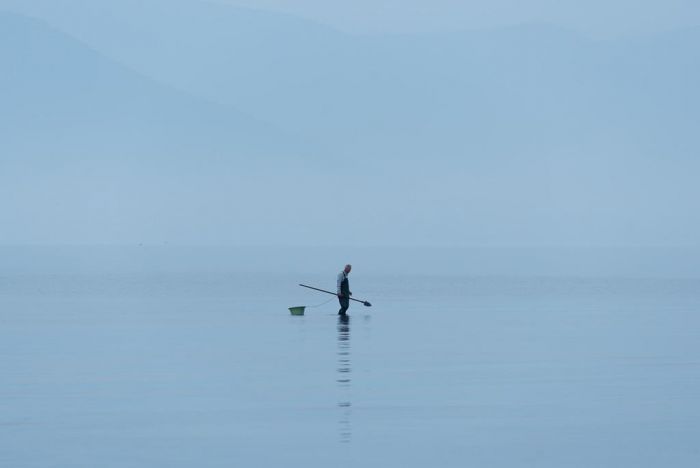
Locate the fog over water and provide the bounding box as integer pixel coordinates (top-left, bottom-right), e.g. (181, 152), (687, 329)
(1, 0), (699, 248)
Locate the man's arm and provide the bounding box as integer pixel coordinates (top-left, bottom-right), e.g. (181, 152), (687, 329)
(337, 272), (343, 296)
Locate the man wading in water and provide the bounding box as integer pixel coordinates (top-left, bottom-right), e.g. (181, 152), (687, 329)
(337, 264), (352, 316)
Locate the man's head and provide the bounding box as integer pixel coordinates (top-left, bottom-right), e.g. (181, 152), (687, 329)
(344, 264), (352, 274)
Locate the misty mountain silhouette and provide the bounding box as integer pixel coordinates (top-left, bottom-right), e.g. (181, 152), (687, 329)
(0, 11), (302, 165)
(0, 2), (698, 247)
(3, 0), (697, 165)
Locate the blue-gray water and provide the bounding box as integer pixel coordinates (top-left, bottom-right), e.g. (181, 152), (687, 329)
(2, 266), (700, 467)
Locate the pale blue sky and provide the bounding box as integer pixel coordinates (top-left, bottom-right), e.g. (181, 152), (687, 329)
(218, 0), (700, 36)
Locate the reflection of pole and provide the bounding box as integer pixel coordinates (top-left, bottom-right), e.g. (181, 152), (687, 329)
(337, 316), (351, 444)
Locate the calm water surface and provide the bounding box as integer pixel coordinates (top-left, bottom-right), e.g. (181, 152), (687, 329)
(1, 272), (699, 467)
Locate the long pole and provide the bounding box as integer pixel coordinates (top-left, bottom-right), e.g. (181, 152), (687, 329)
(299, 284), (372, 307)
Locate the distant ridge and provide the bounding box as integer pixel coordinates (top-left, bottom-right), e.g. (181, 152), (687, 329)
(2, 0), (697, 164)
(0, 11), (304, 165)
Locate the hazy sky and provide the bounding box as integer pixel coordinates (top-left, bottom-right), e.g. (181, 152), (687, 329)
(1, 1), (699, 249)
(218, 0), (700, 36)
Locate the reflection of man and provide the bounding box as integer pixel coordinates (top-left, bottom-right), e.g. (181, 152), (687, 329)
(337, 264), (352, 316)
